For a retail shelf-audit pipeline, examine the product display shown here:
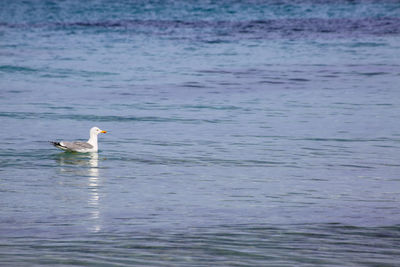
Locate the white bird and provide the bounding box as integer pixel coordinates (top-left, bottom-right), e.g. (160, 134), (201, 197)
(51, 127), (107, 153)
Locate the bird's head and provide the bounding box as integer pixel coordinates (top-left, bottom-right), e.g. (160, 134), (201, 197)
(91, 127), (107, 135)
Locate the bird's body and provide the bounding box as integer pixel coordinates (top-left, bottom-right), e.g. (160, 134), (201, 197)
(51, 127), (107, 153)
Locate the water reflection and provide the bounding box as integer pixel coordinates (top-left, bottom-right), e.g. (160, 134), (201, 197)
(55, 152), (102, 232)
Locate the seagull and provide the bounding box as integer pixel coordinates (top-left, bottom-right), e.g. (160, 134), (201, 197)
(51, 127), (107, 153)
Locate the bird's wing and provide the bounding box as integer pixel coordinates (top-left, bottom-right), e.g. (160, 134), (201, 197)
(59, 141), (93, 151)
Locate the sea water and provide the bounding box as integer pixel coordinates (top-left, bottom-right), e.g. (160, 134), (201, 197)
(1, 1), (400, 266)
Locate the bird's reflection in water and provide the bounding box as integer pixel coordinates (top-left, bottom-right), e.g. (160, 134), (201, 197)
(55, 152), (102, 233)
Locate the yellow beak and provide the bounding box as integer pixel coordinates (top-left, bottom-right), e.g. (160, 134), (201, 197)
(101, 130), (107, 133)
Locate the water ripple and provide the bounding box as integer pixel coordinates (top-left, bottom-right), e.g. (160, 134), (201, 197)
(1, 224), (399, 266)
(2, 18), (400, 39)
(0, 112), (227, 124)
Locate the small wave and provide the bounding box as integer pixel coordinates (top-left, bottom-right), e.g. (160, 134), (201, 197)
(181, 82), (207, 88)
(181, 104), (242, 111)
(0, 111), (227, 124)
(295, 137), (394, 143)
(289, 78), (310, 82)
(356, 72), (389, 76)
(349, 42), (387, 47)
(2, 18), (400, 39)
(0, 65), (37, 73)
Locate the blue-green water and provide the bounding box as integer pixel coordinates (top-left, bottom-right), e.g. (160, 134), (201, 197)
(1, 1), (400, 266)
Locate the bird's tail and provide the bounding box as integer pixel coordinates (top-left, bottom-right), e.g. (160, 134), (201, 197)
(50, 141), (66, 149)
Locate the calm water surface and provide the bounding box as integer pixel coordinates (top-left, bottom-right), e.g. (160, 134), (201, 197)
(1, 1), (400, 266)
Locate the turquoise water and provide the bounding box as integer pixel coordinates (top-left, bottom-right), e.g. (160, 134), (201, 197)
(1, 1), (400, 266)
